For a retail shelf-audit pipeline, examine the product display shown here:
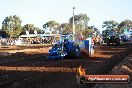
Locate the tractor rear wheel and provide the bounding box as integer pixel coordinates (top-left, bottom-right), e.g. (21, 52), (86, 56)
(115, 38), (120, 46)
(68, 45), (80, 58)
(106, 39), (110, 46)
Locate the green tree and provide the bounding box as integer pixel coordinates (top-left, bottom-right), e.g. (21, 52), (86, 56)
(102, 20), (119, 31)
(69, 13), (90, 38)
(22, 24), (35, 34)
(89, 25), (100, 36)
(43, 20), (60, 34)
(22, 24), (44, 34)
(69, 13), (90, 28)
(117, 20), (132, 33)
(82, 27), (94, 38)
(35, 27), (45, 34)
(2, 15), (22, 38)
(59, 23), (72, 34)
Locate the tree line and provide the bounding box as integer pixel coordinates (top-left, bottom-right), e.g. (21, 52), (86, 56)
(0, 14), (132, 38)
(1, 15), (45, 38)
(102, 20), (132, 33)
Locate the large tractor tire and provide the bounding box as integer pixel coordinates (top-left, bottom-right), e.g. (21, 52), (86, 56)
(74, 46), (80, 58)
(106, 39), (110, 46)
(68, 45), (80, 58)
(115, 38), (120, 46)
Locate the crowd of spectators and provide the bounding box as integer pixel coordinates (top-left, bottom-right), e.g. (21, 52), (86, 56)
(0, 37), (53, 46)
(31, 37), (53, 44)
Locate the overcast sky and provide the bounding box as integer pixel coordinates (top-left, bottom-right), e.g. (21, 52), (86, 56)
(0, 0), (132, 32)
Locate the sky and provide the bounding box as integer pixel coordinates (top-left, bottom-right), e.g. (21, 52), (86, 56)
(0, 0), (132, 32)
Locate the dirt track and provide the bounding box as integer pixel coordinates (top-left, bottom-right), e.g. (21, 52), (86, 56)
(0, 44), (131, 88)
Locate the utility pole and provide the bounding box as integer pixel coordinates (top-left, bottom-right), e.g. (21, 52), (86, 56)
(73, 7), (75, 41)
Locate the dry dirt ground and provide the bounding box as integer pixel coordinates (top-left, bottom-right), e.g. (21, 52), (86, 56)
(93, 52), (132, 88)
(0, 44), (131, 88)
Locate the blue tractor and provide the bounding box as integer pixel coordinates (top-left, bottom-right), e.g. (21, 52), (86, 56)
(102, 30), (120, 46)
(48, 36), (80, 59)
